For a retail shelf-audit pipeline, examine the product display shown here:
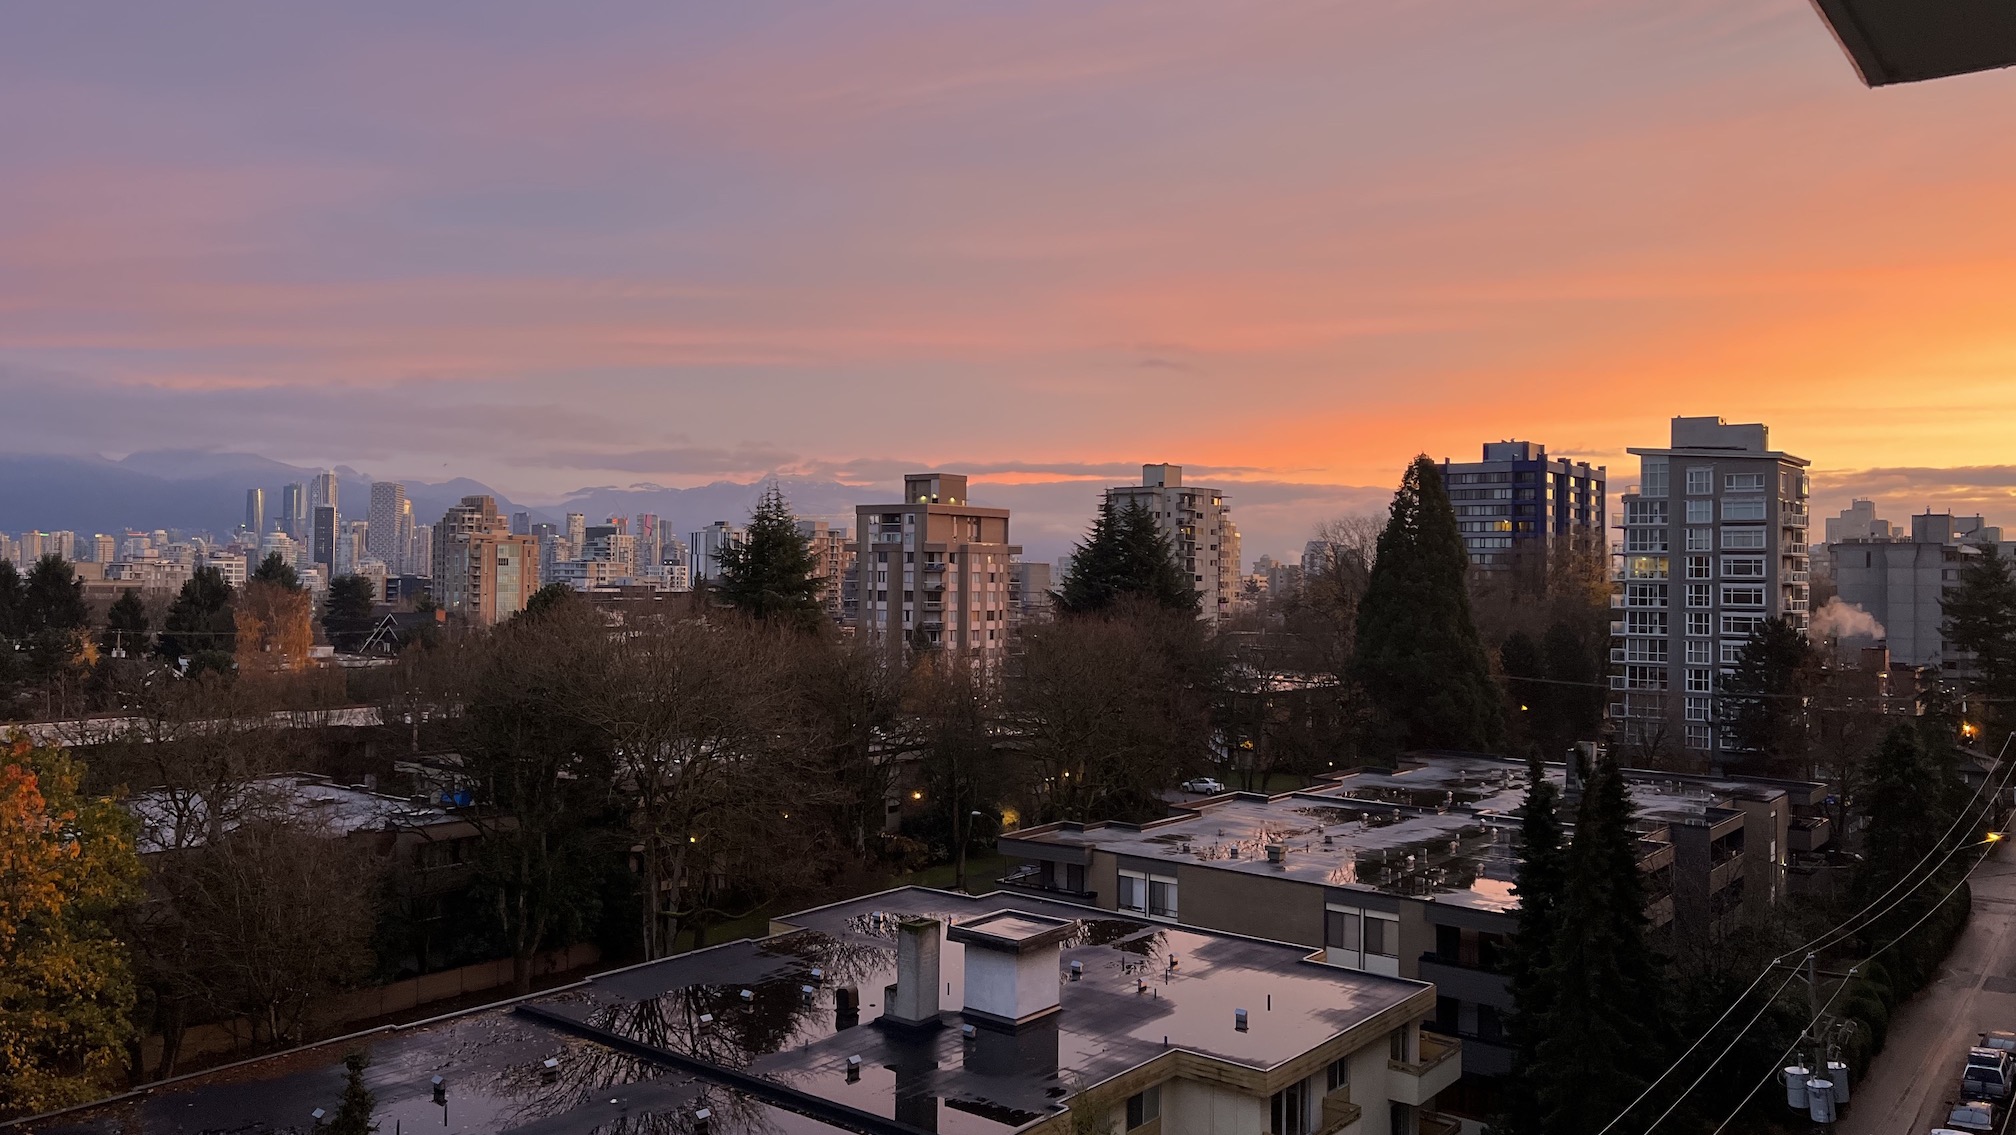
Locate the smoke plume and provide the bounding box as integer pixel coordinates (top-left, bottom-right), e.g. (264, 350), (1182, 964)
(1812, 596), (1885, 642)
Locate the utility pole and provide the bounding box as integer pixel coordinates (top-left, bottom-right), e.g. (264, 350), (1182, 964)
(1807, 951), (1821, 1076)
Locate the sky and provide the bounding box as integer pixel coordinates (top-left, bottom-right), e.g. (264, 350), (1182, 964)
(3, 2), (2015, 560)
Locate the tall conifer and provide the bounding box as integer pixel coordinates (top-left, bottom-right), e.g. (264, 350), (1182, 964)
(1353, 456), (1503, 751)
(715, 485), (825, 631)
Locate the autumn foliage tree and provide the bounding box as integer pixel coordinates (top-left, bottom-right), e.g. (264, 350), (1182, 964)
(237, 577), (314, 672)
(0, 739), (141, 1118)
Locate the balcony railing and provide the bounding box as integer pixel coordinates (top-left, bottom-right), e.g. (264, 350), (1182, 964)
(1389, 1033), (1463, 1105)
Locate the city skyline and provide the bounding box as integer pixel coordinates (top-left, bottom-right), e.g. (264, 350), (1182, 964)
(4, 3), (2016, 534)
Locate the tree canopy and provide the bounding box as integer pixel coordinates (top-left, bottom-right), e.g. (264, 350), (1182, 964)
(21, 556), (88, 635)
(0, 740), (142, 1116)
(1499, 756), (1566, 1135)
(713, 485), (825, 631)
(159, 567), (237, 672)
(1943, 542), (2016, 738)
(1056, 497), (1197, 616)
(1352, 456), (1503, 752)
(322, 575), (378, 654)
(1719, 616), (1817, 774)
(251, 552), (302, 592)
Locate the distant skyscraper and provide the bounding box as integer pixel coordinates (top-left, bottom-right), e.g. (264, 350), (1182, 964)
(411, 523), (434, 578)
(281, 482), (308, 538)
(634, 513), (662, 568)
(245, 487), (266, 535)
(312, 505), (339, 578)
(510, 511), (531, 536)
(310, 470), (339, 513)
(91, 534), (117, 564)
(688, 521), (747, 581)
(566, 513), (586, 550)
(367, 482), (412, 574)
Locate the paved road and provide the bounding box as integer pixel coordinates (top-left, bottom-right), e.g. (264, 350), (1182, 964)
(1840, 849), (2016, 1135)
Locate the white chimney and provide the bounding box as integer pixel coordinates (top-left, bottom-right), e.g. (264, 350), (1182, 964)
(948, 911), (1079, 1028)
(883, 917), (942, 1028)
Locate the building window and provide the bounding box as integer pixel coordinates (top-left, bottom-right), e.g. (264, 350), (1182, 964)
(1721, 556), (1766, 579)
(1271, 1079), (1312, 1135)
(1725, 472), (1766, 492)
(1641, 459), (1669, 498)
(1149, 876), (1178, 920)
(1625, 529), (1669, 553)
(1625, 639), (1669, 662)
(1625, 612), (1668, 636)
(1685, 499), (1713, 524)
(1685, 555), (1712, 580)
(1686, 724), (1713, 750)
(1721, 585), (1766, 608)
(1117, 873), (1144, 914)
(1685, 695), (1713, 722)
(1721, 640), (1749, 664)
(1686, 611), (1712, 636)
(1686, 639), (1712, 664)
(1722, 498), (1767, 522)
(1686, 668), (1714, 693)
(1721, 528), (1766, 550)
(1625, 500), (1668, 525)
(1325, 909), (1359, 952)
(1722, 614), (1766, 637)
(1687, 528), (1713, 551)
(1363, 912), (1398, 958)
(1126, 1086), (1161, 1129)
(1625, 665), (1667, 690)
(1686, 583), (1712, 608)
(1686, 467), (1713, 495)
(1625, 583), (1667, 608)
(1326, 1057), (1349, 1093)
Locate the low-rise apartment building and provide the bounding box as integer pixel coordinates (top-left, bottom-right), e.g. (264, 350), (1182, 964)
(17, 888), (1462, 1135)
(998, 752), (1825, 1120)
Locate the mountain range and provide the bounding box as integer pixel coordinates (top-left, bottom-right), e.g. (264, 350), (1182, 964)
(0, 450), (1392, 563)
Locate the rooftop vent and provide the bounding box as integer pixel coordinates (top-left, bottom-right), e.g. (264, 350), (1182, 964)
(948, 911), (1079, 1028)
(882, 917), (942, 1029)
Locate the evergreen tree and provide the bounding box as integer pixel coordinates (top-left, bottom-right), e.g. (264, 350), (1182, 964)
(159, 567), (237, 671)
(1057, 498), (1196, 616)
(322, 576), (378, 653)
(21, 556), (88, 634)
(1352, 456), (1503, 752)
(325, 1050), (376, 1135)
(0, 561), (25, 639)
(714, 485), (825, 631)
(1718, 618), (1816, 773)
(1533, 758), (1663, 1135)
(250, 552), (302, 592)
(1499, 756), (1567, 1135)
(100, 590), (150, 658)
(518, 582), (576, 622)
(1943, 542), (2016, 737)
(1855, 723), (1958, 912)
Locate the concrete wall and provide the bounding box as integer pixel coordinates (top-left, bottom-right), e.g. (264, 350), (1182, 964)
(1161, 1078), (1269, 1135)
(1175, 864), (1323, 945)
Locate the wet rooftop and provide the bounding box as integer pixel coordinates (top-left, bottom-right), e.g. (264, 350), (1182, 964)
(128, 774), (455, 854)
(14, 889), (1426, 1135)
(1005, 753), (1812, 915)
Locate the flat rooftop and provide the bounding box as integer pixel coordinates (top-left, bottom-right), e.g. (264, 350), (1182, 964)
(128, 773), (454, 854)
(14, 889), (1427, 1135)
(1004, 754), (1809, 915)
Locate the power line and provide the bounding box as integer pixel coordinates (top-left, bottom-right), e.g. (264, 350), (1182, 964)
(1594, 731), (2016, 1135)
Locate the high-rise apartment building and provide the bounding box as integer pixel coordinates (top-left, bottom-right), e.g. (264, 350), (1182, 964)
(1103, 464), (1239, 622)
(687, 521), (746, 582)
(796, 520), (854, 623)
(91, 534), (118, 564)
(281, 482), (308, 538)
(432, 496), (538, 625)
(410, 523), (434, 578)
(853, 473), (1020, 664)
(1834, 510), (2009, 670)
(1439, 441), (1607, 569)
(245, 487), (265, 535)
(309, 470), (339, 513)
(1612, 417), (1810, 763)
(311, 506), (339, 577)
(565, 513), (586, 551)
(367, 481), (413, 574)
(510, 511), (531, 536)
(634, 513), (662, 571)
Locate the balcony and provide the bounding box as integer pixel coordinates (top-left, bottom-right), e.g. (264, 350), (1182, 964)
(1609, 647), (1626, 663)
(1790, 814), (1832, 853)
(1316, 1092), (1362, 1135)
(1389, 1033), (1463, 1105)
(921, 562), (947, 574)
(996, 865), (1096, 902)
(1609, 674), (1628, 690)
(1781, 510), (1809, 528)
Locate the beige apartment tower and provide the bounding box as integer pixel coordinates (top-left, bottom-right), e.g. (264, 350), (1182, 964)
(432, 495), (540, 625)
(854, 473), (1020, 665)
(1105, 463), (1239, 622)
